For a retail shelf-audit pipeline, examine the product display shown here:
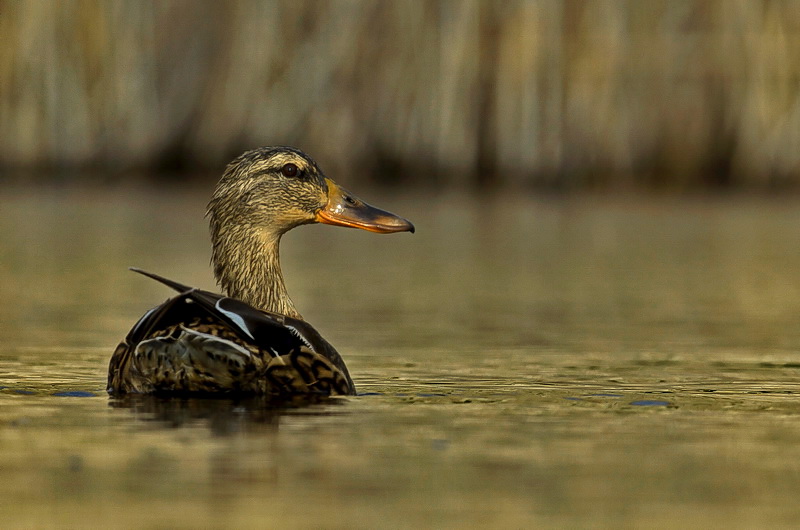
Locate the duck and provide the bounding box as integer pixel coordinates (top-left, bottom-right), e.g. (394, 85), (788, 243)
(107, 146), (414, 397)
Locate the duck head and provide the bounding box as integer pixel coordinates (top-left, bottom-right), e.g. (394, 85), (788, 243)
(206, 146), (414, 317)
(208, 146), (414, 239)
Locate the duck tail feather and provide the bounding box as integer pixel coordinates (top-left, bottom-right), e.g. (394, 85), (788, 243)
(129, 268), (194, 293)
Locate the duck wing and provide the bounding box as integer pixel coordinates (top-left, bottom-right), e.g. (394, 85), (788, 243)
(108, 269), (355, 396)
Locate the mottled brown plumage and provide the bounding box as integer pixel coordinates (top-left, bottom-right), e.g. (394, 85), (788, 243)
(108, 147), (414, 397)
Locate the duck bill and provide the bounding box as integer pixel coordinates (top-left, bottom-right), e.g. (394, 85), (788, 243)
(315, 179), (415, 234)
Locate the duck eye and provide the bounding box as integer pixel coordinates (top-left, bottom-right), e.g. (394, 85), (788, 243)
(281, 163), (300, 178)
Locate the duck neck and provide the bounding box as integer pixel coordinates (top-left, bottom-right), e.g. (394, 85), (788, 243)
(211, 226), (302, 319)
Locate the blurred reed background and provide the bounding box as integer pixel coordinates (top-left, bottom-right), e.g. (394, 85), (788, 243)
(1, 0), (799, 189)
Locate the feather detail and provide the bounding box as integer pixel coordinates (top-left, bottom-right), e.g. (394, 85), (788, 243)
(107, 273), (355, 396)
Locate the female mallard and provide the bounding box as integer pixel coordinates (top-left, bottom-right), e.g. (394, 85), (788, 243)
(107, 147), (414, 396)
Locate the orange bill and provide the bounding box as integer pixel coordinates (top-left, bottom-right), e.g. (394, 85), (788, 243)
(315, 179), (415, 234)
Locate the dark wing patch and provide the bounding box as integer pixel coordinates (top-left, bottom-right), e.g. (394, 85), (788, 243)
(213, 296), (305, 353)
(119, 290), (305, 359)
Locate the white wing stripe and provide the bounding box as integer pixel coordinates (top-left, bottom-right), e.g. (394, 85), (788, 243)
(214, 299), (255, 340)
(179, 327), (253, 358)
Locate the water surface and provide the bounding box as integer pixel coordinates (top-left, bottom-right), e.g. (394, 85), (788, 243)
(2, 188), (800, 528)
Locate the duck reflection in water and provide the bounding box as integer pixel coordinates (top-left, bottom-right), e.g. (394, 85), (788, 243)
(109, 393), (347, 434)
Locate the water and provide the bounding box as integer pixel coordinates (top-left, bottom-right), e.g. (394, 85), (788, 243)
(2, 186), (800, 528)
